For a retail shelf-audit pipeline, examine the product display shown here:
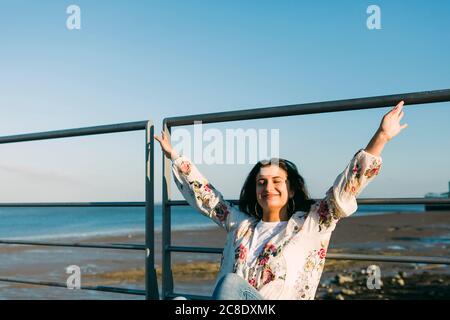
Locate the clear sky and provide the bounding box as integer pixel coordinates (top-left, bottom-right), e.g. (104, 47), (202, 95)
(0, 0), (449, 203)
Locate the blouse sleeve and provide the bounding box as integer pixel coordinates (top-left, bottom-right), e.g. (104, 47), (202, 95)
(306, 149), (383, 233)
(171, 155), (250, 232)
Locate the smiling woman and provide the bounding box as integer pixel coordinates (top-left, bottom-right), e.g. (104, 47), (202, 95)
(154, 101), (407, 300)
(240, 158), (313, 222)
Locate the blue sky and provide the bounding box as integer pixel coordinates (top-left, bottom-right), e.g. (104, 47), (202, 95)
(0, 0), (449, 202)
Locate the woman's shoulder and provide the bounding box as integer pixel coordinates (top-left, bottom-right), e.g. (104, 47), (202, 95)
(290, 210), (310, 222)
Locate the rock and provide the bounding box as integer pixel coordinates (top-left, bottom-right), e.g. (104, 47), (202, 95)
(336, 274), (354, 285)
(336, 294), (345, 300)
(391, 276), (405, 286)
(341, 289), (356, 295)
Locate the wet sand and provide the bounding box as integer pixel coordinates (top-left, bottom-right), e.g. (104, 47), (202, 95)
(0, 211), (448, 299)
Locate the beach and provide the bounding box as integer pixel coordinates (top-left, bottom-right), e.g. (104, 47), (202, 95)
(0, 210), (448, 300)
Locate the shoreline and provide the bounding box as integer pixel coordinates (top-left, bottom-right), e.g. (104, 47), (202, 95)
(3, 210), (448, 254)
(0, 210), (448, 299)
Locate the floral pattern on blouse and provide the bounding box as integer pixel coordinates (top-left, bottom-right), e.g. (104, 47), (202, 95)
(171, 149), (382, 299)
(344, 157), (381, 195)
(232, 218), (302, 290)
(365, 158), (382, 178)
(235, 244), (248, 263)
(345, 163), (362, 195)
(294, 241), (328, 300)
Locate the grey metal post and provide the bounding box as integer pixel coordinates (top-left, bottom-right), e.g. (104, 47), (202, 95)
(145, 121), (159, 300)
(162, 122), (174, 299)
(0, 120), (161, 299)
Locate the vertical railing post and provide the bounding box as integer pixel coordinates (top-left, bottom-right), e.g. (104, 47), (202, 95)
(162, 122), (174, 299)
(145, 120), (159, 300)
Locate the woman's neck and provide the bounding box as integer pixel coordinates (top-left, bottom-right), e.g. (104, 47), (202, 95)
(262, 207), (289, 222)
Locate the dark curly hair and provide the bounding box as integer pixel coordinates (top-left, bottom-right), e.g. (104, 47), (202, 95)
(238, 158), (314, 220)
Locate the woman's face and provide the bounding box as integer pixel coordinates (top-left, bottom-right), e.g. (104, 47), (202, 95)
(256, 165), (294, 213)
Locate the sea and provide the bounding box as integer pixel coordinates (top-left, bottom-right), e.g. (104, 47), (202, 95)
(0, 204), (444, 300)
(0, 204), (426, 241)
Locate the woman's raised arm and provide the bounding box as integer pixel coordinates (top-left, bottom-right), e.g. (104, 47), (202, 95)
(365, 100), (408, 157)
(306, 101), (408, 233)
(154, 132), (250, 232)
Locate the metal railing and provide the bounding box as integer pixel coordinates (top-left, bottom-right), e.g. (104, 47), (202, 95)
(1, 89), (449, 300)
(0, 121), (159, 299)
(161, 89), (450, 300)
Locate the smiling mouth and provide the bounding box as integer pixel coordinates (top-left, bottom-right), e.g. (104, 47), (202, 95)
(262, 194), (280, 199)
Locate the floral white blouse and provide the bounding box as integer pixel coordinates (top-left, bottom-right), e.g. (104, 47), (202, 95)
(171, 149), (382, 300)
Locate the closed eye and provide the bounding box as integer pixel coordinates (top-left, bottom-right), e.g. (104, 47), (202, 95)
(257, 178), (286, 185)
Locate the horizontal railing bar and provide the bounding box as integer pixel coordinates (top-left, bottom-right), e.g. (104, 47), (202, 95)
(167, 200), (239, 206)
(353, 198), (450, 205)
(327, 253), (450, 264)
(91, 286), (146, 296)
(0, 240), (145, 251)
(0, 202), (146, 207)
(168, 198), (450, 206)
(0, 121), (150, 144)
(167, 246), (450, 265)
(164, 89), (450, 127)
(0, 277), (146, 296)
(168, 245), (223, 254)
(166, 293), (212, 300)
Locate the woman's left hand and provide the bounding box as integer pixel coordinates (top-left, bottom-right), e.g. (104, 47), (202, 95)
(378, 100), (408, 141)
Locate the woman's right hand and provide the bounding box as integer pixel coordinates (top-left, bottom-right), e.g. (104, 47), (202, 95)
(154, 131), (177, 160)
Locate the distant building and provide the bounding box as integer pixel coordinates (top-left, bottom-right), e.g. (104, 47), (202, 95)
(425, 181), (450, 210)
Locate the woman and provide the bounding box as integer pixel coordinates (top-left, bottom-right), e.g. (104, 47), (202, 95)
(155, 101), (408, 300)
